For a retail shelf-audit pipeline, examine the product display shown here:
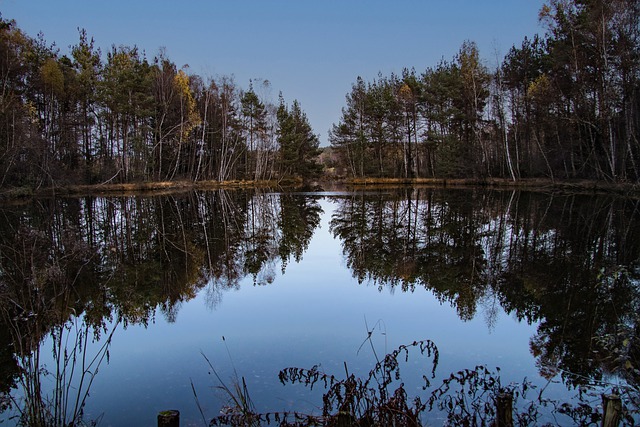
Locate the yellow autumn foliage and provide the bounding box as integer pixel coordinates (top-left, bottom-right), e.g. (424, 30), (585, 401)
(173, 69), (201, 141)
(398, 83), (413, 102)
(40, 58), (64, 97)
(527, 74), (553, 104)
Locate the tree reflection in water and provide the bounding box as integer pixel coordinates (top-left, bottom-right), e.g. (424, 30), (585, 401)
(330, 188), (640, 392)
(0, 188), (638, 423)
(0, 190), (323, 424)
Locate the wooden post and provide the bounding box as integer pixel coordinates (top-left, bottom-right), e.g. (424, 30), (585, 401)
(602, 394), (621, 427)
(336, 412), (355, 427)
(496, 391), (514, 427)
(158, 410), (180, 427)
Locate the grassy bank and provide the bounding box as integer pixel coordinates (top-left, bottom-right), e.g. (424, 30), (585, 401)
(0, 179), (288, 200)
(2, 177), (639, 201)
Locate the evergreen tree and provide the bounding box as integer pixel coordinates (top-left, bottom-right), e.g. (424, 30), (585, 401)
(276, 95), (322, 180)
(71, 29), (101, 182)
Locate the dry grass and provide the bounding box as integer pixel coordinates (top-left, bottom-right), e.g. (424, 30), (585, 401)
(2, 177), (640, 200)
(17, 179), (282, 198)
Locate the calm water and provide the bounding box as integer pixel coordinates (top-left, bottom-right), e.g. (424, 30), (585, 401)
(0, 188), (639, 426)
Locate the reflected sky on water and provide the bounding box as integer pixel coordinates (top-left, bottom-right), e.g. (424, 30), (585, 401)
(1, 190), (638, 426)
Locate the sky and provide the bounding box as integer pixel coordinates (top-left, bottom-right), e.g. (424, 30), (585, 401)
(1, 0), (547, 146)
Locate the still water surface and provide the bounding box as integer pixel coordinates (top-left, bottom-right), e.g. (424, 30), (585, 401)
(0, 188), (638, 425)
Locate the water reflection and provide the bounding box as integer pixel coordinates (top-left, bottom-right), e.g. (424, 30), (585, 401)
(0, 191), (323, 423)
(330, 188), (640, 389)
(0, 188), (638, 423)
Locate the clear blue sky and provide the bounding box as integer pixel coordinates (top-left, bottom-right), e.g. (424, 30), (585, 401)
(1, 0), (546, 145)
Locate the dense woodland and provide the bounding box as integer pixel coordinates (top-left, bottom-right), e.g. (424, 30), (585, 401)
(0, 18), (321, 189)
(1, 0), (639, 190)
(330, 0), (640, 181)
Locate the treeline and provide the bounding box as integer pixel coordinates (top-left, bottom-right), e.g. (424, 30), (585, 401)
(0, 18), (321, 189)
(330, 0), (640, 182)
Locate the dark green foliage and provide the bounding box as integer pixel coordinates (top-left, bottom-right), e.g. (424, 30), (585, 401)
(330, 52), (491, 179)
(330, 0), (640, 182)
(277, 96), (323, 180)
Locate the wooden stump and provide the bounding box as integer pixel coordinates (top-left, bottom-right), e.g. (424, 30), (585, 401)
(158, 410), (180, 427)
(496, 391), (514, 427)
(602, 394), (621, 427)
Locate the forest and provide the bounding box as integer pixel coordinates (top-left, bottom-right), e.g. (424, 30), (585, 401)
(0, 0), (639, 191)
(0, 19), (321, 189)
(330, 0), (640, 182)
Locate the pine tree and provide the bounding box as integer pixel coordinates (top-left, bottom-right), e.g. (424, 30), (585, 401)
(276, 95), (322, 180)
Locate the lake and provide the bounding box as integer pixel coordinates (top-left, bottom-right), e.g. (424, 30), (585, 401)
(0, 187), (639, 426)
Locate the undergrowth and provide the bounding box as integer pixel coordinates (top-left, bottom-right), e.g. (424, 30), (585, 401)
(205, 332), (639, 426)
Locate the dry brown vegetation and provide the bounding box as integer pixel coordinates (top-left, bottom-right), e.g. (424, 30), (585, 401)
(2, 176), (640, 201)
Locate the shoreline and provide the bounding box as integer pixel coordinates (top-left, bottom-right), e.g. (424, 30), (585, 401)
(343, 177), (640, 197)
(1, 177), (639, 200)
(0, 179), (284, 200)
